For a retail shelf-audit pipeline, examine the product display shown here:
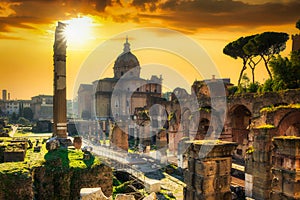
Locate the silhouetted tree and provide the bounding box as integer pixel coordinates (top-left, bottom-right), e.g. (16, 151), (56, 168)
(245, 32), (289, 80)
(223, 35), (257, 86)
(11, 112), (18, 123)
(296, 19), (300, 30)
(22, 107), (33, 121)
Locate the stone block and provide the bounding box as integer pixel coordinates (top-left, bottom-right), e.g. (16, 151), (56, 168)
(80, 187), (110, 200)
(282, 176), (300, 198)
(245, 173), (253, 198)
(145, 179), (160, 193)
(3, 150), (25, 162)
(252, 185), (271, 200)
(195, 160), (217, 176)
(143, 192), (156, 200)
(115, 194), (135, 200)
(188, 158), (195, 173)
(184, 170), (194, 187)
(184, 187), (195, 200)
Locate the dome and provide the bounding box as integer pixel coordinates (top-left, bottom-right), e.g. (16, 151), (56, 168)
(115, 51), (140, 69)
(113, 37), (141, 79)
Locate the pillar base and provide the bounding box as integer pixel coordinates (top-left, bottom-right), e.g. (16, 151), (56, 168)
(46, 137), (73, 151)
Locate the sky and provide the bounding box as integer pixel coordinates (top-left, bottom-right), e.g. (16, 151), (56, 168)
(0, 0), (299, 100)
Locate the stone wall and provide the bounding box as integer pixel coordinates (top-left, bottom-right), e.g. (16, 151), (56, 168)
(271, 137), (300, 200)
(33, 163), (112, 200)
(183, 140), (237, 200)
(245, 128), (275, 200)
(111, 125), (128, 151)
(0, 173), (33, 200)
(0, 161), (112, 200)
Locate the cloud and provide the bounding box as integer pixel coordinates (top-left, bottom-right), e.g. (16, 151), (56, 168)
(0, 0), (299, 39)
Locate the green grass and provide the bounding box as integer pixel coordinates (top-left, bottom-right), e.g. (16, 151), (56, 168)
(0, 137), (100, 176)
(256, 124), (275, 129)
(44, 148), (100, 171)
(260, 103), (300, 113)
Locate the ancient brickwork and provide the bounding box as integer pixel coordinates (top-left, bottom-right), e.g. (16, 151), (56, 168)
(271, 137), (300, 200)
(183, 141), (237, 200)
(245, 128), (275, 199)
(111, 124), (129, 151)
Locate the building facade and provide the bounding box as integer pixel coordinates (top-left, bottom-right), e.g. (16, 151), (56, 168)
(31, 95), (53, 120)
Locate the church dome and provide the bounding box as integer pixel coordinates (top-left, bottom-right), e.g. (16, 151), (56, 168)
(113, 37), (141, 79)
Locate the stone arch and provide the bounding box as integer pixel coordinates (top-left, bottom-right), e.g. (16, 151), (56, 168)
(196, 118), (211, 140)
(228, 104), (252, 160)
(277, 110), (300, 136)
(181, 107), (192, 137)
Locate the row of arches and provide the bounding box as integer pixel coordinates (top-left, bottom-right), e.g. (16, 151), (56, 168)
(176, 103), (300, 162)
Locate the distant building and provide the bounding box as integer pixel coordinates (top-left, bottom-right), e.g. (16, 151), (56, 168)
(192, 76), (233, 98)
(2, 90), (7, 101)
(67, 99), (78, 119)
(77, 84), (93, 119)
(3, 100), (31, 115)
(31, 95), (53, 120)
(94, 37), (162, 121)
(292, 34), (300, 51)
(4, 100), (19, 115)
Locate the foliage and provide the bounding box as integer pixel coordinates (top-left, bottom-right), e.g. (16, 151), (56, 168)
(296, 19), (300, 30)
(17, 117), (30, 126)
(247, 82), (260, 93)
(44, 148), (100, 170)
(260, 103), (300, 113)
(245, 32), (289, 80)
(10, 112), (18, 123)
(228, 86), (238, 95)
(246, 146), (254, 154)
(224, 32), (288, 86)
(22, 107), (33, 121)
(269, 50), (300, 89)
(113, 175), (122, 186)
(223, 35), (256, 86)
(256, 124), (275, 129)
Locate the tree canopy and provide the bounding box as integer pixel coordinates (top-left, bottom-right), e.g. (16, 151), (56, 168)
(224, 32), (288, 86)
(296, 19), (300, 30)
(244, 32), (289, 80)
(269, 50), (300, 89)
(223, 35), (257, 86)
(22, 107), (33, 121)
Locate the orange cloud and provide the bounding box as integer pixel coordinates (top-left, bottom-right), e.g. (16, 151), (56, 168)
(0, 0), (299, 39)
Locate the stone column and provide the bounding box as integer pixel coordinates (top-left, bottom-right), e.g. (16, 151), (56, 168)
(53, 22), (67, 139)
(245, 128), (275, 199)
(183, 140), (237, 200)
(271, 137), (300, 200)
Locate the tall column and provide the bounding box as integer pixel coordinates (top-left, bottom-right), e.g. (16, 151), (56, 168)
(53, 22), (67, 138)
(183, 140), (237, 200)
(245, 128), (275, 199)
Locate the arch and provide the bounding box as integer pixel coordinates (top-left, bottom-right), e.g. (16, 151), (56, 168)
(181, 108), (192, 137)
(277, 110), (300, 136)
(196, 118), (211, 140)
(229, 104), (252, 160)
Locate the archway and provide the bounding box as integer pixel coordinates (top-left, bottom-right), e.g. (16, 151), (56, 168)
(229, 105), (252, 160)
(277, 111), (300, 137)
(196, 118), (210, 140)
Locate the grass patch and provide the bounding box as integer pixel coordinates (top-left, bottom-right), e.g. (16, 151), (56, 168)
(44, 148), (100, 171)
(260, 103), (300, 113)
(256, 124), (275, 129)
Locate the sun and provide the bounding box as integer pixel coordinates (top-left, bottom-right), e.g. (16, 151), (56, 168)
(64, 16), (93, 45)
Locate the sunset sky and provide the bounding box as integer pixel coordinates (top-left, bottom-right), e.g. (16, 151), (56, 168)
(0, 0), (299, 100)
